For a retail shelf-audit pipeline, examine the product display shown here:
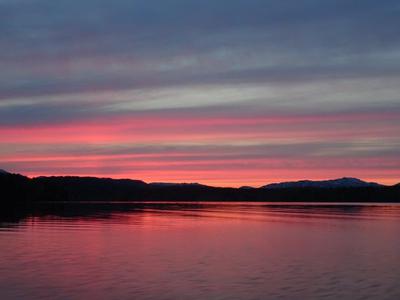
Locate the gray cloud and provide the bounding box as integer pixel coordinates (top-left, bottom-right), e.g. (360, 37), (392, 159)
(1, 0), (400, 101)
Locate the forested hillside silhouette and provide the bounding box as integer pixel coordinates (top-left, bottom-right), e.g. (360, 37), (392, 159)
(1, 172), (399, 204)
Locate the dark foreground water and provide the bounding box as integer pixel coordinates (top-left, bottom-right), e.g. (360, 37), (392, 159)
(1, 202), (400, 300)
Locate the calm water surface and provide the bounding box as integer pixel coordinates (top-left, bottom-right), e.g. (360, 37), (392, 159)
(1, 202), (400, 300)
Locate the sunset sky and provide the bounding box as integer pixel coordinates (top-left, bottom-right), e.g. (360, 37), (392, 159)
(1, 0), (400, 186)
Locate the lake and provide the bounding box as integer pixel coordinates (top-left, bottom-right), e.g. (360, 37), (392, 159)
(1, 202), (400, 300)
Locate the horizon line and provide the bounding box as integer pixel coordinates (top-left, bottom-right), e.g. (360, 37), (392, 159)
(2, 169), (396, 189)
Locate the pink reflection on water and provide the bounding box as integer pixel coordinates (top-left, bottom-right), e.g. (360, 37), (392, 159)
(1, 203), (400, 299)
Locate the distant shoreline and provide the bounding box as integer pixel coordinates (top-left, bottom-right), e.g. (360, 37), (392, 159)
(1, 171), (399, 203)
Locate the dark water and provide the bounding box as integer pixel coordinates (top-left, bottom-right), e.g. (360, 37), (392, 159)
(1, 202), (400, 300)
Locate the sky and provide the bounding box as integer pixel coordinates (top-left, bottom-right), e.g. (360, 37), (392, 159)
(1, 0), (400, 187)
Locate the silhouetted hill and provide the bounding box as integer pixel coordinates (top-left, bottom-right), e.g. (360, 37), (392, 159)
(32, 176), (148, 201)
(262, 177), (381, 189)
(0, 172), (33, 202)
(149, 182), (209, 188)
(1, 171), (399, 203)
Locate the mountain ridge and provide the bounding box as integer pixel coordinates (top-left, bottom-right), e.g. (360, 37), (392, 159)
(0, 169), (10, 174)
(1, 170), (399, 203)
(0, 169), (394, 188)
(262, 177), (382, 189)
